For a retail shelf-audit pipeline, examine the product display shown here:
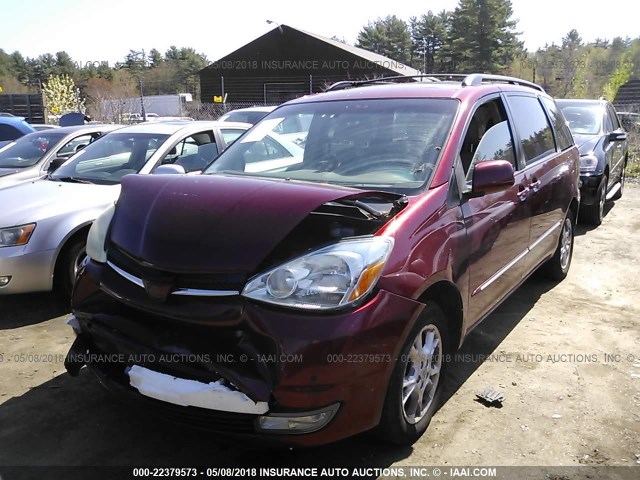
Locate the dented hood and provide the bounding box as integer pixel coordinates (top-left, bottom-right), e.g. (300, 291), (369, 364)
(109, 174), (373, 273)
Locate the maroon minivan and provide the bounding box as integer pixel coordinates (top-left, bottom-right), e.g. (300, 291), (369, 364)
(66, 74), (580, 446)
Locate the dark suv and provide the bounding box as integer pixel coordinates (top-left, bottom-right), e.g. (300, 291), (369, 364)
(556, 98), (628, 225)
(66, 74), (580, 447)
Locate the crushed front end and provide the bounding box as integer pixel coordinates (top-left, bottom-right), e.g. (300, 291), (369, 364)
(65, 174), (422, 446)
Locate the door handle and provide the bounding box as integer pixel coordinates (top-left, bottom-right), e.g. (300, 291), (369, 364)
(530, 178), (541, 192)
(517, 185), (529, 202)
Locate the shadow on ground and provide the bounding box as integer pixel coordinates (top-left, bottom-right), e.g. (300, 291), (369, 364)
(0, 292), (70, 329)
(574, 201), (615, 237)
(438, 274), (556, 405)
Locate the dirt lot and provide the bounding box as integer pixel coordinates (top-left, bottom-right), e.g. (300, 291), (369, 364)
(0, 186), (639, 478)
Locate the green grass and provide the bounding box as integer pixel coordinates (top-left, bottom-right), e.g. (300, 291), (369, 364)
(627, 158), (640, 179)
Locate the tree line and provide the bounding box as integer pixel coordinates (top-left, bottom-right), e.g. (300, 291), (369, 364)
(0, 46), (208, 119)
(355, 0), (639, 100)
(1, 0), (638, 120)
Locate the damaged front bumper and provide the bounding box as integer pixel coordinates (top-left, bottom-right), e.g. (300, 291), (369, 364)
(65, 260), (424, 446)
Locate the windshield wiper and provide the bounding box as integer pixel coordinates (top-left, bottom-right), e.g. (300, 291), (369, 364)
(51, 176), (93, 184)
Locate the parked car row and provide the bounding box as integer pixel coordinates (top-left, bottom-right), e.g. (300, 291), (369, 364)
(1, 75), (630, 448)
(0, 121), (251, 296)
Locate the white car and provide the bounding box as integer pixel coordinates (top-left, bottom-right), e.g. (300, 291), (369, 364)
(218, 106), (276, 125)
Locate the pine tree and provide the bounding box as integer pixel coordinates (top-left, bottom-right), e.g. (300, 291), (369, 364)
(356, 16), (412, 64)
(446, 0), (522, 73)
(410, 10), (450, 73)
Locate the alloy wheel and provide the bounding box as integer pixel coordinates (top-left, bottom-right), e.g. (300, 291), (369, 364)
(559, 217), (573, 272)
(598, 181), (606, 221)
(402, 324), (443, 424)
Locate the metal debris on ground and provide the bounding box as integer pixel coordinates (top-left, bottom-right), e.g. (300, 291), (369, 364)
(475, 386), (505, 407)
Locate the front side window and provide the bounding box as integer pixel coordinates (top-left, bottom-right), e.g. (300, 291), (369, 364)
(205, 99), (459, 194)
(0, 131), (66, 168)
(465, 121), (515, 184)
(159, 132), (217, 173)
(57, 134), (96, 158)
(508, 95), (556, 165)
(459, 97), (514, 183)
(51, 132), (169, 184)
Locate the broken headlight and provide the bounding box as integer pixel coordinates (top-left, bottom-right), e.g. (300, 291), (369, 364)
(242, 236), (393, 310)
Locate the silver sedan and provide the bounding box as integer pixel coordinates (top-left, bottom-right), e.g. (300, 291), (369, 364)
(0, 125), (121, 189)
(0, 120), (250, 296)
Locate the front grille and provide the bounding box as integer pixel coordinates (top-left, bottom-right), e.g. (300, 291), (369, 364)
(107, 244), (247, 291)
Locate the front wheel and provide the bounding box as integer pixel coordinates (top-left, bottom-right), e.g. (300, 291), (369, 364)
(544, 210), (575, 281)
(54, 236), (87, 299)
(376, 303), (449, 445)
(583, 175), (607, 225)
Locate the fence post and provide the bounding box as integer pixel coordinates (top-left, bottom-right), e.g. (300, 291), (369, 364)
(309, 75), (313, 94)
(221, 76), (225, 101)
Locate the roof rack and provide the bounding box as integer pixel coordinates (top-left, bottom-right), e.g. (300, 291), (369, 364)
(461, 74), (545, 92)
(324, 73), (545, 93)
(324, 76), (437, 92)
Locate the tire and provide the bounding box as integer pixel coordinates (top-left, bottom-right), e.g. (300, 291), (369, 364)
(54, 236), (87, 299)
(544, 210), (575, 281)
(376, 303), (450, 445)
(583, 175), (607, 226)
(612, 165), (625, 200)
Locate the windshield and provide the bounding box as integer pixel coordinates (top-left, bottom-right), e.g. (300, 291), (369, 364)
(557, 101), (603, 135)
(0, 131), (66, 168)
(205, 98), (458, 194)
(51, 132), (169, 184)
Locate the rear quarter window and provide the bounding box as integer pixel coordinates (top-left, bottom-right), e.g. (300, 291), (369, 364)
(507, 95), (556, 165)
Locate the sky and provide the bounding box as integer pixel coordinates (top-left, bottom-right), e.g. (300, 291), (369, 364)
(0, 0), (638, 66)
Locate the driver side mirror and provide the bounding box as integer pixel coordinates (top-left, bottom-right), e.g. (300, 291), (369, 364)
(470, 160), (515, 197)
(47, 157), (67, 173)
(608, 131), (627, 142)
(153, 164), (186, 175)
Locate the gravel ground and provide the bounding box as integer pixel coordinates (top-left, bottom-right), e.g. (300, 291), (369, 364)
(0, 186), (639, 479)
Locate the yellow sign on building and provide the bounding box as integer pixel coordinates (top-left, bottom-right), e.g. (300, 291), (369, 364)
(213, 96), (223, 103)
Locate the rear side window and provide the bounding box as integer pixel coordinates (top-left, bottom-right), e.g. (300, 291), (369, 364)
(508, 96), (556, 165)
(220, 128), (246, 145)
(541, 97), (574, 151)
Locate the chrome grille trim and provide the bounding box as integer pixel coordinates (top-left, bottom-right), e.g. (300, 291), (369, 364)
(106, 261), (239, 297)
